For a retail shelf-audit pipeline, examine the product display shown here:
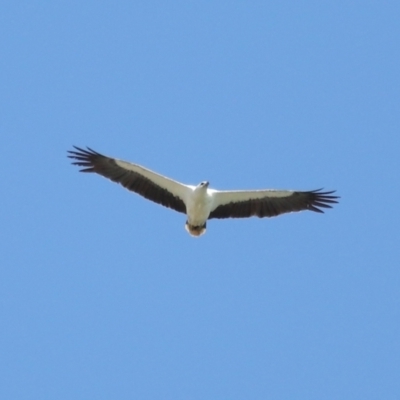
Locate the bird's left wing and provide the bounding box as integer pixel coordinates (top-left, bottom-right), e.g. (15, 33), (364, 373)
(209, 189), (339, 219)
(68, 146), (190, 214)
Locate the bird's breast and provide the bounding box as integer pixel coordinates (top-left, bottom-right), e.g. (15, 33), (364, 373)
(186, 192), (212, 225)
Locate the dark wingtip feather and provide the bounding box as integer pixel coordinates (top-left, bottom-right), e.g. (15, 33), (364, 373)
(67, 146), (101, 172)
(307, 188), (339, 213)
(308, 205), (325, 213)
(68, 146), (98, 158)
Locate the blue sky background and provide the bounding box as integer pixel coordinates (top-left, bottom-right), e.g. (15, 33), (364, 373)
(1, 2), (399, 399)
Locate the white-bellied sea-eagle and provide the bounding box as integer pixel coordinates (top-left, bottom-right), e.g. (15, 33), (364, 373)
(68, 146), (339, 237)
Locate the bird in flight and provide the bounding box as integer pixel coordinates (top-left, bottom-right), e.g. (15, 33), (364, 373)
(68, 146), (339, 237)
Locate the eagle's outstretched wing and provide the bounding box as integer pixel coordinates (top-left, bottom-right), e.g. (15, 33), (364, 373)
(68, 146), (190, 214)
(209, 189), (339, 219)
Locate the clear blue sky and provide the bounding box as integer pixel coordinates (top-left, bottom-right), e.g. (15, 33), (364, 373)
(1, 2), (399, 399)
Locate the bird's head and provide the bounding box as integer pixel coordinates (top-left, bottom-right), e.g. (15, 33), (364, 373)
(197, 181), (209, 189)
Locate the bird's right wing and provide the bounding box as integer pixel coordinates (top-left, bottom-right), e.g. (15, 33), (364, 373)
(68, 146), (190, 214)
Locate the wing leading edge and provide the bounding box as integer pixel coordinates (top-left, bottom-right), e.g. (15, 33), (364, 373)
(68, 146), (189, 214)
(209, 189), (339, 219)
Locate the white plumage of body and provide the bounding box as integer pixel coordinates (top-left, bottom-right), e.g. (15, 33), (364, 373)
(184, 184), (214, 236)
(68, 146), (339, 237)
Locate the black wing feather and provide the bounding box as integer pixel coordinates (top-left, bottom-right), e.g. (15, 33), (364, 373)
(68, 146), (186, 214)
(208, 189), (339, 219)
